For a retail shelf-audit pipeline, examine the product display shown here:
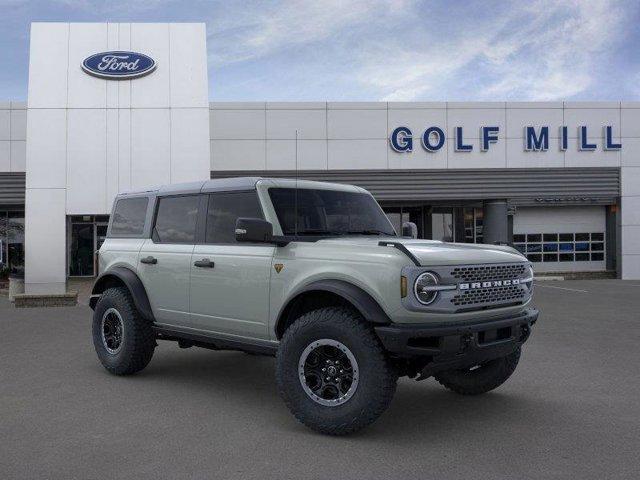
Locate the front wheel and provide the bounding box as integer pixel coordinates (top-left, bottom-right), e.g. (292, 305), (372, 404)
(434, 347), (521, 395)
(276, 307), (397, 436)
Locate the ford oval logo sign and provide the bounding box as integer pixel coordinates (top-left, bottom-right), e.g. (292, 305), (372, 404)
(82, 51), (156, 80)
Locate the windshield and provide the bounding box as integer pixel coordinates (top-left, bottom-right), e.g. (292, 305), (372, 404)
(268, 188), (396, 237)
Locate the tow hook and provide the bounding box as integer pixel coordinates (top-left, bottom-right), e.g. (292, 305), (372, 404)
(520, 325), (531, 342)
(460, 333), (473, 353)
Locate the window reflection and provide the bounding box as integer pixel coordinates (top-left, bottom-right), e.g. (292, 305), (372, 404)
(0, 211), (25, 277)
(513, 232), (606, 263)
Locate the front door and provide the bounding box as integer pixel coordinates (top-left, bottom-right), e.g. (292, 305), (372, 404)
(190, 191), (274, 339)
(137, 194), (200, 327)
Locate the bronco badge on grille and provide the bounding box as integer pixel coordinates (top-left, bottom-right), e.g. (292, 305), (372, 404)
(459, 279), (522, 290)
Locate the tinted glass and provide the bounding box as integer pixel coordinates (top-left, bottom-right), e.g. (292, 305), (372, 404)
(269, 188), (395, 236)
(206, 192), (263, 244)
(110, 197), (148, 236)
(153, 195), (199, 243)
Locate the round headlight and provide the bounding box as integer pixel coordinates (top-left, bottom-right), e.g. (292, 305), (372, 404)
(414, 272), (439, 305)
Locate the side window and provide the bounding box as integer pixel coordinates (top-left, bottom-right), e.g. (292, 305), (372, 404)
(110, 197), (148, 237)
(153, 195), (200, 244)
(205, 192), (263, 244)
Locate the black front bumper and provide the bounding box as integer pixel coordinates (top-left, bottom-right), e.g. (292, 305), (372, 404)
(375, 308), (538, 375)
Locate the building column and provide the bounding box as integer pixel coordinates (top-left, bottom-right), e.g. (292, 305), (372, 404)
(621, 166), (640, 279)
(24, 188), (66, 294)
(483, 200), (509, 245)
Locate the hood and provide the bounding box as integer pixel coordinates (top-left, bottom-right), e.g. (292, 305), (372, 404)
(316, 237), (526, 266)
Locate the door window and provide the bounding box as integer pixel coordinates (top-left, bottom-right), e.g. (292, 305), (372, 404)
(153, 195), (200, 244)
(205, 192), (263, 244)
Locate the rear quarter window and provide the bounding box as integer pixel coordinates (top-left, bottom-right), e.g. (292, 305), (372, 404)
(110, 197), (149, 237)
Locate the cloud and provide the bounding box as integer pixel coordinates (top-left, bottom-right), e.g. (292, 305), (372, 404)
(358, 0), (628, 101)
(207, 0), (632, 101)
(207, 0), (412, 66)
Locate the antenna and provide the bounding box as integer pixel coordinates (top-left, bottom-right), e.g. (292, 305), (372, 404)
(294, 129), (299, 237)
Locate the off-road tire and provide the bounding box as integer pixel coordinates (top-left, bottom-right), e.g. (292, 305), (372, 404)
(276, 307), (397, 436)
(434, 347), (521, 395)
(92, 287), (156, 375)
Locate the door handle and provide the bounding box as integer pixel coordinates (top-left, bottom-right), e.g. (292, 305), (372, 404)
(194, 259), (215, 268)
(140, 256), (157, 265)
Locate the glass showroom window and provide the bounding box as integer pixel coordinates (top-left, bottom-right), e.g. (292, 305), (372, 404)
(0, 210), (25, 278)
(513, 232), (605, 263)
(463, 208), (484, 243)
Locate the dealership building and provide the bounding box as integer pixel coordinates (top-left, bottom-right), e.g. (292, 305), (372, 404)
(1, 22), (640, 295)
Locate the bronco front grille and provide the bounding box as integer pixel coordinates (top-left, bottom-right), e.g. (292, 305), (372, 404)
(451, 285), (526, 307)
(450, 264), (527, 282)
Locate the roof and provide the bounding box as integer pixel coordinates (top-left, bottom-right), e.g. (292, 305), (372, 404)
(116, 176), (363, 197)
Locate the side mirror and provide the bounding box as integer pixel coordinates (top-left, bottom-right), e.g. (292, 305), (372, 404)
(402, 221), (418, 239)
(235, 218), (274, 243)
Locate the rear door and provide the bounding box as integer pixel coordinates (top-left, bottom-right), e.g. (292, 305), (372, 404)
(137, 194), (201, 327)
(189, 191), (274, 339)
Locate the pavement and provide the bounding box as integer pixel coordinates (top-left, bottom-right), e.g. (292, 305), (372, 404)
(1, 280), (639, 480)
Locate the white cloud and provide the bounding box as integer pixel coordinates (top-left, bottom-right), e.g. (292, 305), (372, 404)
(358, 0), (627, 101)
(208, 0), (411, 66)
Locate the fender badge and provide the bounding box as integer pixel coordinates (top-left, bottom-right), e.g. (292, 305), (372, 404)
(274, 263), (284, 273)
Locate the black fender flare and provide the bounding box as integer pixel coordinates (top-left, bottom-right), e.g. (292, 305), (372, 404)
(276, 279), (391, 337)
(90, 266), (154, 321)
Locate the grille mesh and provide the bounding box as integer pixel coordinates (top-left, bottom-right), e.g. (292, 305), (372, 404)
(451, 264), (526, 282)
(451, 285), (526, 307)
(449, 263), (529, 309)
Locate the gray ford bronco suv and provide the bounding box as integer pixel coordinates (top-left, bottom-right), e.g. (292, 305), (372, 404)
(90, 177), (538, 435)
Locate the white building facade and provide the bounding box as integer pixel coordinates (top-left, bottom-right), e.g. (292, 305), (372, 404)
(1, 22), (639, 295)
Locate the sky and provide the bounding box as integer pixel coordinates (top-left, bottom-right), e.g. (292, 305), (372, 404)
(0, 0), (639, 102)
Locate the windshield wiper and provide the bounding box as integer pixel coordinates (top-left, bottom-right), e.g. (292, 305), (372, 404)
(292, 229), (395, 237)
(294, 229), (347, 236)
(347, 230), (395, 236)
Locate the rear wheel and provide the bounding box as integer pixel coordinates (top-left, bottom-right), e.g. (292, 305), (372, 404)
(92, 287), (156, 375)
(434, 347), (521, 395)
(276, 307), (397, 436)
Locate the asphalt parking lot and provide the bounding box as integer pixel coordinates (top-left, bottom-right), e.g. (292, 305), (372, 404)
(1, 280), (639, 480)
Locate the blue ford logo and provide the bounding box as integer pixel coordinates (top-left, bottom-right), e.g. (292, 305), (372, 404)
(82, 51), (156, 80)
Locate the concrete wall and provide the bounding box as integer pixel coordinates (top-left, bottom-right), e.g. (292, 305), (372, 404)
(621, 103), (640, 279)
(0, 101), (26, 173)
(209, 101), (632, 171)
(25, 23), (210, 294)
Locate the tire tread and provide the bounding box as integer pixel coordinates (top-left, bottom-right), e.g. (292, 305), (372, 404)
(93, 287), (155, 376)
(276, 306), (397, 436)
(434, 348), (521, 395)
